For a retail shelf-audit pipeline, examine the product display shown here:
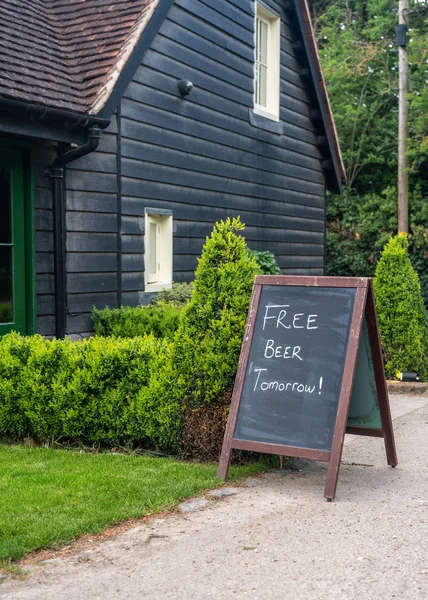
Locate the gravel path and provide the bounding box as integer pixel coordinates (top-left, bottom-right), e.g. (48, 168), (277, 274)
(1, 395), (427, 600)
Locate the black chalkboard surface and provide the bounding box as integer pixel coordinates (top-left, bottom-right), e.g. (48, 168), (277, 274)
(234, 286), (356, 451)
(218, 276), (397, 500)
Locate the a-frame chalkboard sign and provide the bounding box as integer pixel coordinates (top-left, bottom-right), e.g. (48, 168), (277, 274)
(218, 276), (397, 500)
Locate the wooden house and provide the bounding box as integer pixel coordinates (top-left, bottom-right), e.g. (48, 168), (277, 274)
(0, 0), (345, 338)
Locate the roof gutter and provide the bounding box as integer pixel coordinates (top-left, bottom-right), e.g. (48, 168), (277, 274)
(0, 96), (110, 130)
(47, 126), (105, 338)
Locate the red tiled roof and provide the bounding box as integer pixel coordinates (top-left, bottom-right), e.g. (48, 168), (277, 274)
(0, 0), (160, 114)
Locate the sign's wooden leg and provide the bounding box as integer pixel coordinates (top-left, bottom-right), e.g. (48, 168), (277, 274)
(217, 443), (232, 480)
(324, 285), (368, 500)
(366, 282), (398, 468)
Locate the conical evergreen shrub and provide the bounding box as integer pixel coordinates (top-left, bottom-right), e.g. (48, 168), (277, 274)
(142, 217), (259, 451)
(373, 234), (427, 380)
(173, 216), (259, 406)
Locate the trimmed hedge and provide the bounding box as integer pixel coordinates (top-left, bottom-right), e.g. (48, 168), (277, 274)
(92, 304), (182, 339)
(150, 282), (194, 307)
(0, 218), (260, 457)
(0, 333), (173, 446)
(373, 234), (428, 380)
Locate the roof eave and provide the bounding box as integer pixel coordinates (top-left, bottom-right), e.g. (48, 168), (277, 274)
(292, 0), (346, 193)
(93, 0), (176, 120)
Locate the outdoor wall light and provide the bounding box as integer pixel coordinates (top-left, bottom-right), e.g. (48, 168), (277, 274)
(178, 79), (194, 96)
(400, 371), (419, 382)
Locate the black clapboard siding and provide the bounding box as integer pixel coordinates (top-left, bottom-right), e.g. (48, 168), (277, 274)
(67, 191), (118, 214)
(66, 212), (117, 233)
(118, 0), (327, 300)
(66, 170), (117, 193)
(175, 0), (251, 45)
(34, 143), (56, 337)
(121, 291), (140, 306)
(38, 316), (56, 337)
(121, 177), (324, 225)
(66, 233), (117, 253)
(36, 274), (54, 295)
(125, 77), (317, 152)
(121, 215), (145, 235)
(67, 273), (118, 294)
(37, 295), (55, 317)
(122, 235), (144, 253)
(67, 292), (118, 314)
(151, 35), (253, 93)
(120, 196), (318, 236)
(122, 138), (324, 194)
(159, 21), (253, 78)
(121, 113), (322, 176)
(122, 272), (145, 292)
(121, 99), (322, 165)
(35, 209), (53, 232)
(120, 158), (324, 207)
(174, 254), (199, 273)
(67, 253), (118, 273)
(173, 271), (198, 283)
(173, 220), (324, 245)
(122, 254), (145, 272)
(62, 116), (119, 335)
(36, 231), (53, 251)
(280, 267), (325, 275)
(66, 152), (116, 175)
(66, 313), (94, 335)
(36, 253), (54, 274)
(197, 0), (254, 31)
(173, 237), (324, 257)
(167, 5), (253, 62)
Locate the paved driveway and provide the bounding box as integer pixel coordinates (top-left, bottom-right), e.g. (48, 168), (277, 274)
(2, 395), (427, 600)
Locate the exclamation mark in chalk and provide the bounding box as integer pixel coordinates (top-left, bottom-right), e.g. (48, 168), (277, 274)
(319, 377), (323, 395)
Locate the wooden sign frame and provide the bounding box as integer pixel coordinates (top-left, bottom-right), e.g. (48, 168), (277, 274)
(218, 276), (397, 500)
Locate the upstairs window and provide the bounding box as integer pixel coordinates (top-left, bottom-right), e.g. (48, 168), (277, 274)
(254, 3), (280, 121)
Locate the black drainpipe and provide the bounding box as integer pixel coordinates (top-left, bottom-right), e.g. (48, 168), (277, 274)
(47, 126), (102, 338)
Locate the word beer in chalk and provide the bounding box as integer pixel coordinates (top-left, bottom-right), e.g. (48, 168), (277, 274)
(218, 276), (397, 501)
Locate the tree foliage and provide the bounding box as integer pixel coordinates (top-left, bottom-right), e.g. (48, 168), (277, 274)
(311, 0), (428, 303)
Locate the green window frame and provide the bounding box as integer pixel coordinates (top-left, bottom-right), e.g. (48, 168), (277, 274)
(0, 148), (33, 336)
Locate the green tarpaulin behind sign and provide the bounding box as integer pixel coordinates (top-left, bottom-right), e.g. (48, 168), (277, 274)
(347, 319), (382, 429)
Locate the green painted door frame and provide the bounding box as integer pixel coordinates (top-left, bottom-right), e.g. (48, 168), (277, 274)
(0, 147), (35, 336)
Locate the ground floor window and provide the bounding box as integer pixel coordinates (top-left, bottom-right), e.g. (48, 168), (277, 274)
(0, 148), (29, 336)
(144, 209), (173, 292)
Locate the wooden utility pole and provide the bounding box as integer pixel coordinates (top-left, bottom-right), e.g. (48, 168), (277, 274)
(398, 0), (409, 233)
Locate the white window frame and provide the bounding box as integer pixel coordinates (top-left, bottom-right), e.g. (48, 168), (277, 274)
(254, 3), (280, 122)
(144, 209), (173, 293)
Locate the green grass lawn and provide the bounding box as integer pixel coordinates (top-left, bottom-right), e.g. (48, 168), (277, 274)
(0, 444), (267, 564)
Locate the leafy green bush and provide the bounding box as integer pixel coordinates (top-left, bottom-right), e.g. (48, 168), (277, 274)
(0, 219), (260, 456)
(150, 282), (194, 307)
(248, 250), (281, 275)
(373, 234), (428, 380)
(327, 186), (428, 307)
(92, 304), (182, 339)
(0, 333), (172, 446)
(152, 217), (260, 454)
